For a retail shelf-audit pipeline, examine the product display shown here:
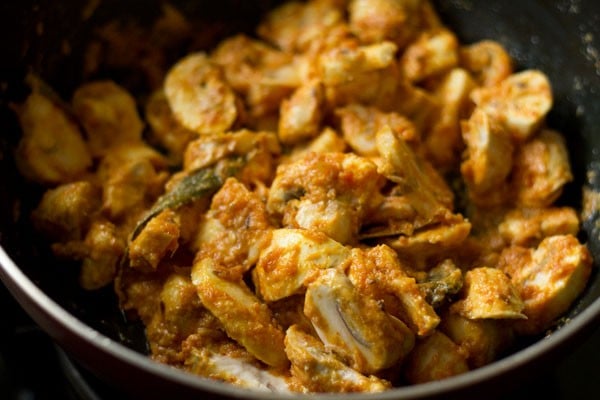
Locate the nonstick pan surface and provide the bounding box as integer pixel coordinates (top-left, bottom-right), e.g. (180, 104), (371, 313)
(1, 1), (600, 399)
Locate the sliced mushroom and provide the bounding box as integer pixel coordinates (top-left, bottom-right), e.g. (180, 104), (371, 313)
(284, 325), (391, 393)
(304, 268), (414, 374)
(253, 228), (351, 302)
(191, 258), (288, 368)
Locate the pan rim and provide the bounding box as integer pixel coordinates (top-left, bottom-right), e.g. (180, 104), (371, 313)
(2, 241), (600, 399)
(1, 2), (600, 396)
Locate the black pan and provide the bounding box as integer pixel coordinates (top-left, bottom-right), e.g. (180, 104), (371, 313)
(1, 1), (600, 399)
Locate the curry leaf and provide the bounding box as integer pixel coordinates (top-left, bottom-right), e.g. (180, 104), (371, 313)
(129, 158), (243, 241)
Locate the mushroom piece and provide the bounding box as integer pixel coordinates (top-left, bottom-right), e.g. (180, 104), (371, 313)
(253, 228), (351, 302)
(191, 258), (288, 368)
(186, 348), (291, 393)
(304, 268), (414, 374)
(164, 52), (239, 135)
(284, 325), (391, 393)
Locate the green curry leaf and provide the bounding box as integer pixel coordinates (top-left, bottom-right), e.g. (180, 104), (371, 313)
(129, 157), (244, 242)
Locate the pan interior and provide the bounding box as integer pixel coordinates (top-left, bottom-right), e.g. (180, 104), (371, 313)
(1, 0), (600, 398)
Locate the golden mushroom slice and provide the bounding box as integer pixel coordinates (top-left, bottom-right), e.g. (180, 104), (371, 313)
(511, 129), (573, 208)
(186, 348), (291, 393)
(460, 107), (514, 196)
(317, 41), (400, 108)
(256, 0), (345, 53)
(403, 330), (470, 384)
(375, 124), (454, 222)
(267, 152), (382, 244)
(278, 79), (325, 145)
(335, 103), (418, 157)
(13, 92), (92, 185)
(304, 268), (414, 374)
(78, 219), (126, 290)
(400, 28), (459, 83)
(210, 34), (296, 119)
(164, 52), (239, 135)
(191, 258), (288, 368)
(31, 181), (101, 242)
(498, 206), (580, 247)
(498, 234), (593, 335)
(450, 267), (526, 320)
(346, 245), (441, 337)
(425, 67), (476, 170)
(128, 209), (180, 271)
(284, 325), (391, 393)
(471, 69), (553, 141)
(459, 39), (514, 87)
(348, 0), (425, 48)
(72, 80), (145, 157)
(383, 216), (472, 262)
(253, 228), (351, 302)
(440, 310), (515, 368)
(286, 127), (347, 162)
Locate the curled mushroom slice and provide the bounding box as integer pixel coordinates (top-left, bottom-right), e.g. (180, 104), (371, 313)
(164, 52), (239, 135)
(287, 127), (347, 162)
(253, 228), (351, 302)
(383, 215), (472, 262)
(471, 69), (552, 141)
(210, 34), (297, 119)
(191, 258), (288, 368)
(374, 126), (471, 261)
(304, 268), (414, 374)
(359, 195), (417, 239)
(284, 325), (391, 393)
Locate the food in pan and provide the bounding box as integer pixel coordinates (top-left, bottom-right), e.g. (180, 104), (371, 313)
(12, 0), (594, 393)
